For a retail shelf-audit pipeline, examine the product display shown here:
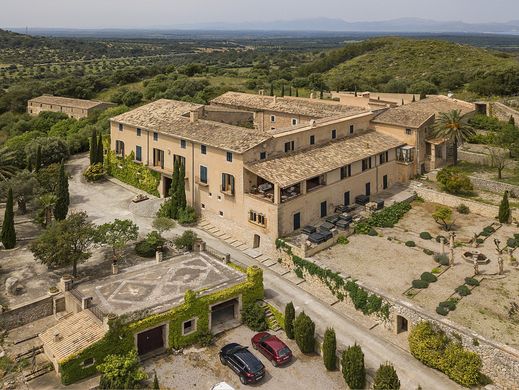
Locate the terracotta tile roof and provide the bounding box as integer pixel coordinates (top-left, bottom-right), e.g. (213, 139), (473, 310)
(246, 131), (404, 188)
(29, 95), (109, 110)
(39, 310), (106, 362)
(111, 99), (271, 153)
(210, 92), (369, 118)
(372, 95), (475, 128)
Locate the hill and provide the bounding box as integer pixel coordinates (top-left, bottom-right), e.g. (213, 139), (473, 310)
(311, 37), (519, 96)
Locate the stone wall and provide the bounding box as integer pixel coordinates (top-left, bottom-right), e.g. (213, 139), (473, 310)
(490, 102), (519, 124)
(278, 248), (519, 388)
(0, 294), (55, 330)
(468, 176), (519, 197)
(458, 149), (491, 165)
(414, 186), (499, 219)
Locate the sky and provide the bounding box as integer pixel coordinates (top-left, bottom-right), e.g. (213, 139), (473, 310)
(1, 0), (519, 29)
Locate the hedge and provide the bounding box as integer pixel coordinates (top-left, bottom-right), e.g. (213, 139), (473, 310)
(355, 202), (411, 234)
(409, 322), (482, 386)
(59, 266), (264, 385)
(464, 277), (480, 286)
(455, 285), (471, 296)
(420, 272), (437, 283)
(412, 279), (429, 289)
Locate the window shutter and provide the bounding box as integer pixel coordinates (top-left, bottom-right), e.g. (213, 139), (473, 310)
(230, 175), (235, 194)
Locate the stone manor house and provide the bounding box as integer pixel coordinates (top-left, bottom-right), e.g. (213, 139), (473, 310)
(110, 92), (476, 242)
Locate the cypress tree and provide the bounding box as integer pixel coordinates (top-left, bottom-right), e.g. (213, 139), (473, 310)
(295, 88), (299, 98)
(285, 302), (295, 339)
(294, 311), (315, 353)
(90, 128), (98, 165)
(54, 160), (69, 221)
(281, 84), (285, 97)
(289, 86), (292, 96)
(153, 372), (160, 389)
(341, 344), (366, 390)
(498, 191), (511, 223)
(270, 84), (274, 97)
(35, 144), (42, 172)
(1, 188), (16, 249)
(176, 163), (187, 211)
(509, 115), (515, 126)
(412, 95), (416, 102)
(27, 158), (33, 172)
(97, 135), (104, 165)
(322, 328), (337, 371)
(169, 160), (180, 219)
(373, 362), (401, 390)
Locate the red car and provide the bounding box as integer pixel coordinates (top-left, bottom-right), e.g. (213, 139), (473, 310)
(251, 332), (292, 366)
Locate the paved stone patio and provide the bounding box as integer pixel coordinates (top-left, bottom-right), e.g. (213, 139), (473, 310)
(76, 253), (245, 315)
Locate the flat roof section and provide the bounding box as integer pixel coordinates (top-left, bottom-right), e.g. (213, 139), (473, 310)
(29, 95), (110, 110)
(75, 252), (246, 316)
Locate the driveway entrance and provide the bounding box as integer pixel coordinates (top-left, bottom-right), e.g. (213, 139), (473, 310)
(137, 325), (166, 355)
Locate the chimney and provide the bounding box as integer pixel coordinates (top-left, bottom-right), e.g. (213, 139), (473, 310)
(190, 110), (199, 123)
(273, 96), (277, 104)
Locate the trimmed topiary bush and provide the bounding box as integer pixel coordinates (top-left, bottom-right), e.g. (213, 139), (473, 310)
(439, 299), (457, 311)
(135, 240), (156, 258)
(455, 285), (471, 296)
(373, 362), (400, 390)
(412, 279), (429, 289)
(423, 248), (434, 256)
(405, 240), (416, 247)
(476, 238), (484, 244)
(322, 328), (337, 371)
(436, 305), (449, 316)
(83, 163), (105, 182)
(456, 204), (470, 214)
(433, 253), (450, 266)
(464, 277), (480, 286)
(285, 302), (295, 339)
(294, 312), (315, 353)
(419, 232), (432, 240)
(420, 272), (438, 283)
(337, 236), (349, 245)
(341, 344), (365, 390)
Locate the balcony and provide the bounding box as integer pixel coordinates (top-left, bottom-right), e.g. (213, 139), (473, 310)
(396, 146), (415, 164)
(246, 182), (274, 203)
(306, 175), (326, 192)
(281, 183), (301, 203)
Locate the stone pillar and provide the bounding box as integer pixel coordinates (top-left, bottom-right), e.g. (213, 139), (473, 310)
(440, 237), (445, 255)
(449, 248), (455, 266)
(155, 250), (163, 263)
(224, 254), (231, 264)
(498, 256), (504, 275)
(193, 240), (206, 253)
(112, 263), (119, 275)
(273, 184), (281, 205)
(59, 275), (73, 292)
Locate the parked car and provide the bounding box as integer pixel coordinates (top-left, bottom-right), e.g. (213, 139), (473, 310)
(219, 343), (265, 385)
(210, 382), (235, 390)
(251, 332), (293, 366)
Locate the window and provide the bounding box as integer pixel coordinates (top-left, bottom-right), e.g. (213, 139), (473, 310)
(270, 115), (276, 123)
(320, 201), (327, 218)
(115, 140), (125, 157)
(226, 151), (233, 162)
(153, 132), (158, 141)
(362, 157), (372, 172)
(310, 135), (315, 145)
(260, 151), (266, 160)
(221, 173), (235, 195)
(118, 123), (123, 131)
(284, 141), (295, 153)
(199, 165), (208, 184)
(135, 146), (142, 162)
(405, 128), (413, 135)
(201, 144), (207, 154)
(291, 118), (298, 126)
(180, 139), (186, 149)
(379, 151), (389, 164)
(249, 210), (267, 226)
(182, 318), (197, 335)
(349, 125), (354, 134)
(331, 129), (337, 139)
(201, 203), (205, 209)
(174, 154), (186, 167)
(219, 211), (224, 217)
(81, 357), (95, 368)
(136, 128), (141, 136)
(340, 164), (351, 179)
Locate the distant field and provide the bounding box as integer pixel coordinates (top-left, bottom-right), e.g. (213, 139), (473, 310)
(95, 81), (145, 101)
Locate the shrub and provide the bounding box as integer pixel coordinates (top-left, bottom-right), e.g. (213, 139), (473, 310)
(436, 305), (449, 316)
(196, 330), (214, 347)
(405, 240), (416, 247)
(368, 202), (412, 228)
(476, 238), (484, 244)
(412, 279), (429, 289)
(294, 312), (315, 354)
(442, 342), (482, 386)
(433, 253), (450, 266)
(436, 167), (473, 195)
(97, 350), (147, 389)
(145, 231), (165, 249)
(322, 328), (337, 371)
(419, 232), (432, 240)
(177, 206), (197, 225)
(464, 277), (480, 286)
(456, 204), (470, 214)
(498, 191), (511, 224)
(483, 226), (495, 234)
(354, 221), (371, 235)
(423, 248), (434, 256)
(174, 230), (197, 251)
(241, 303), (268, 331)
(337, 236), (349, 245)
(455, 285), (471, 296)
(135, 240), (156, 258)
(420, 272), (437, 283)
(285, 302), (295, 339)
(373, 362), (400, 390)
(368, 228), (378, 236)
(341, 344), (365, 389)
(507, 238), (518, 248)
(83, 163), (105, 182)
(439, 299), (457, 311)
(431, 267), (441, 274)
(294, 267), (304, 279)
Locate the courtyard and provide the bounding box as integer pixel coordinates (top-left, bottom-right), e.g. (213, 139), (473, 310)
(314, 200), (519, 347)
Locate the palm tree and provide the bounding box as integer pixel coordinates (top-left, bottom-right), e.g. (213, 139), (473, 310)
(434, 110), (475, 165)
(0, 148), (17, 181)
(38, 193), (57, 227)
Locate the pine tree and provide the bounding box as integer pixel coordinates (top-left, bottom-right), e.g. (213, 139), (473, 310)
(97, 135), (104, 165)
(1, 188), (16, 249)
(176, 163), (187, 211)
(281, 84), (285, 97)
(412, 95), (416, 102)
(285, 302), (295, 339)
(322, 328), (337, 371)
(270, 84), (274, 97)
(498, 191), (511, 223)
(373, 362), (400, 390)
(153, 371), (160, 389)
(294, 311), (315, 353)
(341, 344), (365, 390)
(289, 86), (292, 96)
(90, 128), (98, 165)
(169, 160), (180, 219)
(295, 88), (299, 98)
(54, 160), (69, 221)
(35, 145), (42, 173)
(509, 115), (516, 126)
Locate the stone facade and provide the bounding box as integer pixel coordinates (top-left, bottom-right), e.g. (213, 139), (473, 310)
(0, 294), (58, 330)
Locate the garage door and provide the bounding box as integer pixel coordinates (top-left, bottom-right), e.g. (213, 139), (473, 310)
(211, 299), (238, 327)
(137, 325), (164, 355)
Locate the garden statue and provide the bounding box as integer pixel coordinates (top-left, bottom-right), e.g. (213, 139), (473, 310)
(472, 233), (479, 248)
(449, 232), (456, 250)
(494, 238), (506, 255)
(449, 247), (455, 266)
(440, 237), (446, 255)
(473, 258), (479, 275)
(498, 256), (504, 275)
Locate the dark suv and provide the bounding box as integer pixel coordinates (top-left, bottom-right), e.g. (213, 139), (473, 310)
(219, 343), (265, 385)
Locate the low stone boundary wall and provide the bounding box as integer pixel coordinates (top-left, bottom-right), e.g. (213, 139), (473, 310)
(491, 102), (519, 124)
(0, 294), (54, 330)
(458, 149), (491, 165)
(414, 186), (499, 219)
(468, 176), (519, 197)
